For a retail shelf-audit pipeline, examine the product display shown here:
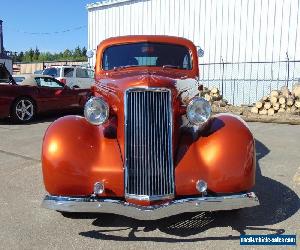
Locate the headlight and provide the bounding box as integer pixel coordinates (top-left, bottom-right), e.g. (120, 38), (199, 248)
(84, 97), (109, 125)
(187, 97), (211, 125)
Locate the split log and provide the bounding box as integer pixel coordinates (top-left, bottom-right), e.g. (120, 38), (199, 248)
(204, 93), (212, 102)
(210, 87), (219, 94)
(278, 108), (285, 113)
(255, 101), (263, 109)
(262, 96), (269, 101)
(281, 86), (290, 98)
(211, 93), (222, 101)
(251, 106), (259, 114)
(291, 105), (297, 113)
(286, 107), (292, 113)
(219, 100), (227, 107)
(286, 97), (295, 107)
(259, 109), (268, 115)
(273, 103), (280, 111)
(213, 100), (227, 107)
(295, 100), (300, 108)
(292, 84), (300, 98)
(278, 96), (286, 105)
(270, 96), (278, 104)
(280, 103), (286, 109)
(267, 108), (275, 116)
(270, 90), (280, 97)
(264, 102), (271, 110)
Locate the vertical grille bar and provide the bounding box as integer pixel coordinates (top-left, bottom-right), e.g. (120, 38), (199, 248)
(125, 88), (174, 200)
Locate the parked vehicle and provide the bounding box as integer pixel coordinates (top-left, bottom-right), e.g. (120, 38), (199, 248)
(12, 75), (26, 84)
(0, 65), (89, 123)
(34, 69), (44, 75)
(43, 65), (94, 89)
(41, 36), (259, 220)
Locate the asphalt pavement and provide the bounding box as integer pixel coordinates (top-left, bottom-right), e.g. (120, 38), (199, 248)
(0, 115), (299, 250)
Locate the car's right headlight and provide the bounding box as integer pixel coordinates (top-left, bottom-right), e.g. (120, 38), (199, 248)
(84, 97), (109, 125)
(186, 97), (211, 125)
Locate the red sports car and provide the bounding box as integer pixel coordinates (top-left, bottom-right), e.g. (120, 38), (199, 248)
(0, 63), (90, 123)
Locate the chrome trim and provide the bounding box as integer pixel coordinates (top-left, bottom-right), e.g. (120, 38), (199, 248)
(186, 97), (211, 125)
(84, 97), (110, 125)
(124, 87), (174, 201)
(125, 194), (174, 201)
(42, 192), (260, 220)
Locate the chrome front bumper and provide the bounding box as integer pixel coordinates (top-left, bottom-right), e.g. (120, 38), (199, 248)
(42, 192), (259, 220)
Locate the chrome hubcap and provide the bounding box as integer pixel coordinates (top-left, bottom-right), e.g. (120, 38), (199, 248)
(15, 100), (34, 121)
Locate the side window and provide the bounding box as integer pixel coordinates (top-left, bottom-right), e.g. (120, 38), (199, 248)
(63, 68), (74, 78)
(43, 68), (59, 77)
(13, 77), (25, 83)
(56, 68), (61, 77)
(88, 69), (94, 78)
(76, 68), (89, 78)
(35, 77), (63, 88)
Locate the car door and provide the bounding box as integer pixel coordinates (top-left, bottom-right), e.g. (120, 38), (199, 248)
(35, 77), (76, 111)
(63, 67), (76, 88)
(75, 68), (93, 89)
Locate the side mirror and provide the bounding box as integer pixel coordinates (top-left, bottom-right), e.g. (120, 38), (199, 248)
(86, 50), (94, 59)
(197, 47), (204, 57)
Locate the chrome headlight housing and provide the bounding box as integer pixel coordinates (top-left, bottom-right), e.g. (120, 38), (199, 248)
(84, 97), (109, 125)
(187, 97), (211, 125)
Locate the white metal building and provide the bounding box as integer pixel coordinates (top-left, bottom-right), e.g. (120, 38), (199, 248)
(87, 0), (300, 105)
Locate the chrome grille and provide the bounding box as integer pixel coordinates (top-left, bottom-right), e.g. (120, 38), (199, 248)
(124, 88), (174, 200)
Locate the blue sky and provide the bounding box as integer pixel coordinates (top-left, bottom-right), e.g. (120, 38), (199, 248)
(0, 0), (92, 53)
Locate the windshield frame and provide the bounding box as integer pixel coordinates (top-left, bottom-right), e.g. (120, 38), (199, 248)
(100, 42), (194, 72)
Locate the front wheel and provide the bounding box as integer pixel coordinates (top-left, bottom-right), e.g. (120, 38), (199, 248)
(11, 98), (36, 123)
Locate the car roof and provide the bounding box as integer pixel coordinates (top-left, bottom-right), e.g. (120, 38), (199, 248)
(44, 65), (93, 69)
(12, 74), (53, 86)
(99, 35), (196, 49)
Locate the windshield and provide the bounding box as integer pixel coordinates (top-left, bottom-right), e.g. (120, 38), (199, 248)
(43, 68), (60, 77)
(102, 42), (192, 70)
(0, 65), (13, 83)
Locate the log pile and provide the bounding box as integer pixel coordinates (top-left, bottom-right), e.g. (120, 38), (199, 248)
(200, 87), (228, 107)
(250, 84), (300, 116)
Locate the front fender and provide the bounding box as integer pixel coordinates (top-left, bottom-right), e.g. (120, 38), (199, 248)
(175, 114), (256, 195)
(42, 116), (124, 196)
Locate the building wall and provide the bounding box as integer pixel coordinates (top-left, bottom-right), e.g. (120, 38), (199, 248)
(87, 0), (300, 105)
(13, 61), (88, 75)
(88, 0), (300, 65)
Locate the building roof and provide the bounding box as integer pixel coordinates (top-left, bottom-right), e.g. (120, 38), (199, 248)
(87, 0), (134, 9)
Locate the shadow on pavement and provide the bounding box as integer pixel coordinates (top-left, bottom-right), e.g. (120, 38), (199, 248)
(0, 110), (83, 125)
(69, 139), (299, 242)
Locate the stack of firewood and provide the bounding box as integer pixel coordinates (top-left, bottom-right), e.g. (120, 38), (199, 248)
(251, 84), (300, 115)
(200, 87), (228, 107)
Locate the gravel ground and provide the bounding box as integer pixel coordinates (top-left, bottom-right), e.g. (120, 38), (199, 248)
(0, 115), (299, 250)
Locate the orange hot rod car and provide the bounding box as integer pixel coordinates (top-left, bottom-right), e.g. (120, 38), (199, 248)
(41, 35), (259, 220)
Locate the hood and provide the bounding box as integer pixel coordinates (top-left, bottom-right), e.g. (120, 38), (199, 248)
(95, 70), (199, 105)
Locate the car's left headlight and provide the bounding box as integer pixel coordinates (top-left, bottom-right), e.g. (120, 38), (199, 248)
(84, 97), (109, 125)
(186, 97), (211, 125)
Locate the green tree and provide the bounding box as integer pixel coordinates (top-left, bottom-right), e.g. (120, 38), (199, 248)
(33, 47), (40, 61)
(81, 47), (87, 58)
(73, 46), (82, 59)
(28, 48), (34, 62)
(62, 49), (72, 59)
(18, 51), (24, 62)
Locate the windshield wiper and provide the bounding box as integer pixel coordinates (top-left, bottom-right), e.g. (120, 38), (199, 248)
(113, 65), (140, 71)
(162, 65), (180, 69)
